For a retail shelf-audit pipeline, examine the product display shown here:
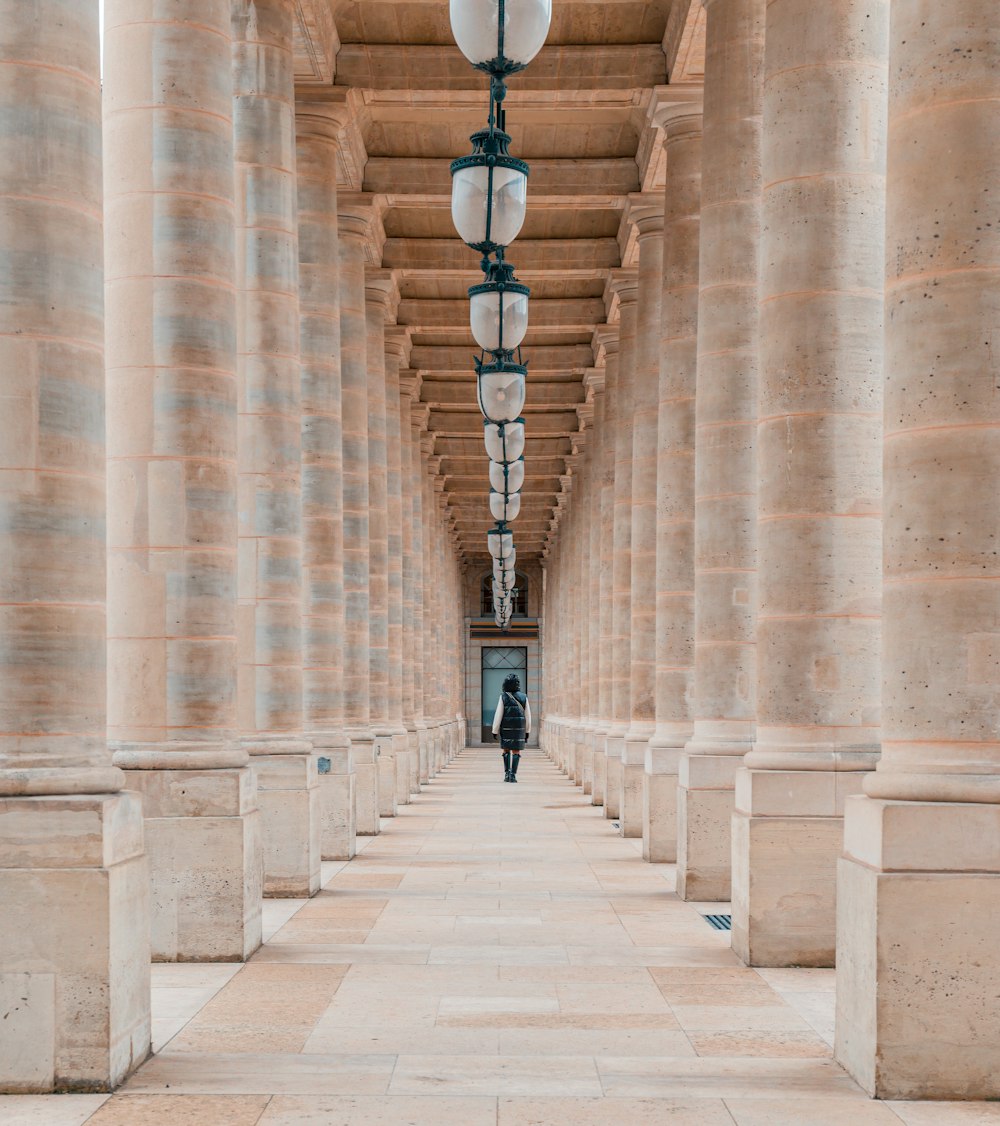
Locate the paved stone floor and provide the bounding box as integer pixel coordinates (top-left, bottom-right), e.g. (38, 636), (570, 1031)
(3, 747), (999, 1125)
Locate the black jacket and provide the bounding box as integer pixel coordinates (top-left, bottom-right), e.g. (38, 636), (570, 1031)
(498, 690), (528, 750)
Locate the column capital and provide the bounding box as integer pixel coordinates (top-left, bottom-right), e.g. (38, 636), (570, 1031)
(339, 193), (386, 265)
(625, 192), (665, 239)
(365, 266), (401, 322)
(605, 268), (639, 321)
(412, 401), (432, 431)
(385, 326), (412, 368)
(583, 366), (607, 396)
(648, 84), (704, 131)
(592, 324), (620, 364)
(399, 367), (423, 401)
(296, 88), (367, 189)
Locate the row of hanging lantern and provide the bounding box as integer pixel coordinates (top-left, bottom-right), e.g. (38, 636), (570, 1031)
(449, 0), (551, 631)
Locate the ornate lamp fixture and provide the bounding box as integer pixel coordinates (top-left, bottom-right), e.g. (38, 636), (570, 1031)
(470, 256), (530, 352)
(451, 130), (529, 255)
(450, 0), (552, 78)
(489, 488), (521, 523)
(489, 456), (525, 494)
(487, 524), (514, 560)
(484, 419), (525, 464)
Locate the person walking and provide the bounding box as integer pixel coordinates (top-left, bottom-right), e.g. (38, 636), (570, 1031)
(492, 673), (531, 782)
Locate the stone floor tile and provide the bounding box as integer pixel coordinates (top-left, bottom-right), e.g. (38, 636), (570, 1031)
(151, 1018), (190, 1053)
(596, 1057), (864, 1099)
(257, 1095), (498, 1125)
(304, 1028), (501, 1055)
(668, 1005), (814, 1032)
(497, 1029), (696, 1058)
(389, 1055), (603, 1097)
(121, 1053), (397, 1096)
(755, 969), (837, 993)
(498, 1096), (736, 1125)
(555, 983), (673, 1014)
(83, 1095), (270, 1124)
(690, 1031), (832, 1058)
(438, 995), (559, 1015)
(0, 1096), (108, 1126)
(252, 943), (430, 964)
(890, 1106), (1000, 1125)
(428, 945), (570, 965)
(150, 965), (242, 990)
(725, 1097), (906, 1124)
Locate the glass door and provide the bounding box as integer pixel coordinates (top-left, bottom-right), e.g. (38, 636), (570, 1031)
(481, 646), (527, 743)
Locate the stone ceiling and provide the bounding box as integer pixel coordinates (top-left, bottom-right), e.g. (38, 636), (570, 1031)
(293, 0), (705, 566)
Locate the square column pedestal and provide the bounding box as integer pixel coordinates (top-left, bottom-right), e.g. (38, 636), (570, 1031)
(591, 729), (607, 806)
(643, 744), (680, 863)
(604, 734), (624, 821)
(354, 734), (380, 836)
(395, 733), (413, 807)
(315, 740), (356, 861)
(127, 767), (261, 962)
(731, 767), (866, 966)
(377, 735), (398, 819)
(836, 796), (1000, 1099)
(0, 793), (151, 1091)
(253, 754), (321, 897)
(621, 731), (649, 838)
(676, 753), (743, 899)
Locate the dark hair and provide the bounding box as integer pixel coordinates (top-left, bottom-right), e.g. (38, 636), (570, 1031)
(502, 673), (521, 693)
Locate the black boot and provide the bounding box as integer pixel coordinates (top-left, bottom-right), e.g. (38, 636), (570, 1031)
(509, 753), (520, 783)
(502, 751), (511, 782)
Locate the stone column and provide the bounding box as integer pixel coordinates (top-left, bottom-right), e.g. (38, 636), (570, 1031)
(233, 0), (317, 898)
(645, 110), (703, 865)
(387, 348), (413, 806)
(605, 273), (639, 821)
(585, 373), (608, 797)
(592, 331), (618, 806)
(365, 270), (396, 823)
(732, 0), (887, 967)
(104, 0), (261, 962)
(296, 113), (355, 861)
(419, 433), (436, 781)
(677, 0), (764, 900)
(410, 406), (430, 787)
(0, 0), (151, 1091)
(626, 198), (665, 839)
(836, 2), (1000, 1098)
(338, 204), (377, 828)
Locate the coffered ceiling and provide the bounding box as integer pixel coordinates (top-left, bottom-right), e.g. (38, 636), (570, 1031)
(294, 0), (705, 565)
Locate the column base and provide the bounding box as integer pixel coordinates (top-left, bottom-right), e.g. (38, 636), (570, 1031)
(604, 735), (623, 820)
(731, 767), (866, 967)
(353, 732), (380, 835)
(836, 796), (1000, 1099)
(251, 752), (320, 898)
(376, 733), (398, 819)
(417, 726), (430, 784)
(621, 731), (648, 838)
(126, 767), (262, 961)
(643, 742), (682, 862)
(591, 727), (607, 806)
(408, 726), (423, 795)
(395, 731), (412, 807)
(676, 753), (743, 900)
(0, 793), (151, 1093)
(312, 736), (355, 861)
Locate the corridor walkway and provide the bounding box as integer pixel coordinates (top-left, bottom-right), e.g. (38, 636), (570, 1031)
(1, 749), (994, 1126)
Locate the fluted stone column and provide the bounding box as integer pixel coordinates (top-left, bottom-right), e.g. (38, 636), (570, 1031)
(678, 0), (763, 901)
(0, 0), (151, 1091)
(418, 433), (435, 781)
(233, 0), (317, 899)
(645, 110), (703, 865)
(296, 114), (354, 861)
(386, 342), (411, 806)
(104, 0), (261, 962)
(585, 372), (607, 798)
(593, 332), (618, 806)
(605, 273), (639, 822)
(626, 198), (665, 840)
(411, 409), (430, 786)
(836, 2), (1000, 1098)
(732, 0), (887, 968)
(399, 379), (423, 792)
(338, 204), (377, 830)
(365, 271), (395, 823)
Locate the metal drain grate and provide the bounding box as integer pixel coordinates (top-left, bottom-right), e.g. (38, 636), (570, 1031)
(703, 914), (732, 931)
